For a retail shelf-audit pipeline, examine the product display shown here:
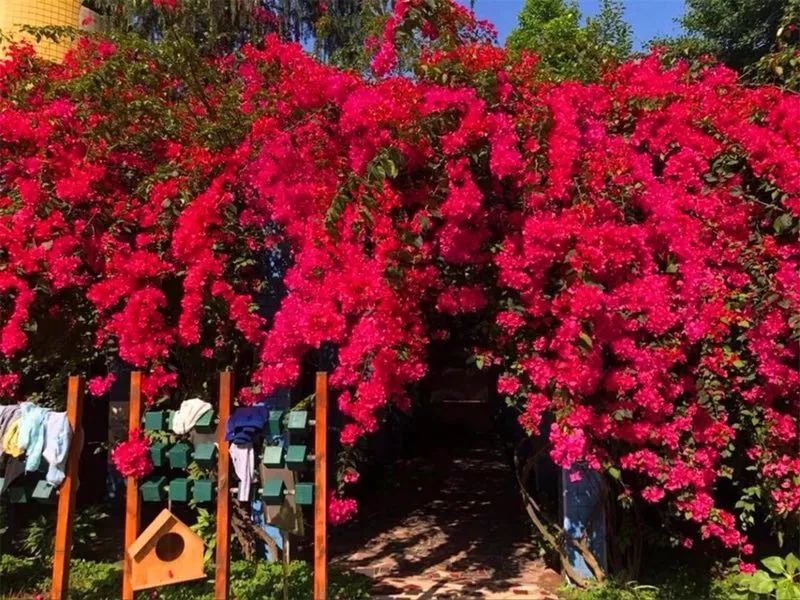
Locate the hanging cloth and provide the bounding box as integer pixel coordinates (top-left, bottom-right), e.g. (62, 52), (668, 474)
(172, 398), (213, 435)
(17, 402), (49, 472)
(2, 418), (23, 457)
(43, 411), (73, 486)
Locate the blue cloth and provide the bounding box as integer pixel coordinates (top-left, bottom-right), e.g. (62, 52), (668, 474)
(225, 406), (267, 444)
(17, 402), (49, 472)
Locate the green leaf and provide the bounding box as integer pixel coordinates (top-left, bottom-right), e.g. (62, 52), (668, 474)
(776, 579), (800, 600)
(607, 466), (621, 480)
(749, 571), (776, 594)
(785, 553), (800, 576)
(763, 556), (786, 575)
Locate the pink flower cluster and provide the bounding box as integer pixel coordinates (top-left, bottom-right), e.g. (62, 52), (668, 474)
(111, 429), (153, 479)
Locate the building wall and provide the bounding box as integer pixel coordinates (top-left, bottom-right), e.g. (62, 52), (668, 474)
(0, 0), (88, 61)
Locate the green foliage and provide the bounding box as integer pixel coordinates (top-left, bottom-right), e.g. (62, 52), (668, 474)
(0, 556), (371, 600)
(189, 507), (217, 563)
(92, 0), (382, 67)
(728, 554), (800, 600)
(506, 0), (631, 81)
(681, 0), (788, 69)
(20, 506), (109, 560)
(751, 0), (800, 90)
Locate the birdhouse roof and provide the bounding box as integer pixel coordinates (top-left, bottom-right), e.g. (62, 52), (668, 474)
(128, 509), (191, 560)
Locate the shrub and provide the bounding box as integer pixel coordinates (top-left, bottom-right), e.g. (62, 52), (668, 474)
(0, 556), (370, 600)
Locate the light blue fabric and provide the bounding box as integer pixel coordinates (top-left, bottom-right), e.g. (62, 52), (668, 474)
(17, 402), (49, 472)
(43, 411), (72, 486)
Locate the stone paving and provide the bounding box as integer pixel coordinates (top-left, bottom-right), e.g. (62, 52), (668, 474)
(331, 441), (562, 600)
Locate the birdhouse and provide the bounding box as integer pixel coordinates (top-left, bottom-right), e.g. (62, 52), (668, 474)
(32, 480), (57, 503)
(194, 410), (215, 432)
(128, 509), (206, 591)
(295, 482), (314, 506)
(268, 410), (284, 436)
(192, 443), (216, 468)
(262, 445), (284, 468)
(286, 410), (308, 434)
(193, 479), (214, 504)
(143, 410), (166, 431)
(262, 479), (285, 505)
(168, 442), (191, 469)
(168, 478), (191, 502)
(140, 476), (166, 502)
(150, 442), (168, 468)
(285, 445), (308, 470)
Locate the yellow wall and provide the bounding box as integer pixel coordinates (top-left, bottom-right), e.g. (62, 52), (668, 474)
(0, 0), (84, 61)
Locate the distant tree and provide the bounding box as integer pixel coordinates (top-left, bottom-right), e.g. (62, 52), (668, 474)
(681, 0), (787, 69)
(90, 0), (381, 65)
(751, 0), (800, 89)
(506, 0), (631, 81)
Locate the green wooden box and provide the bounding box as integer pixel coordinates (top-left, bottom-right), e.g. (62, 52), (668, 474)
(262, 479), (285, 506)
(295, 482), (314, 506)
(286, 411), (308, 433)
(168, 442), (191, 470)
(7, 485), (29, 504)
(143, 410), (165, 431)
(166, 409), (176, 431)
(262, 445), (284, 468)
(285, 445), (308, 471)
(194, 410), (215, 432)
(193, 479), (214, 504)
(169, 478), (191, 502)
(193, 442), (217, 468)
(140, 476), (166, 502)
(268, 410), (284, 437)
(32, 480), (56, 503)
(150, 442), (168, 468)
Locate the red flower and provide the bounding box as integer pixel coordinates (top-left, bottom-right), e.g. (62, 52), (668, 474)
(111, 429), (153, 479)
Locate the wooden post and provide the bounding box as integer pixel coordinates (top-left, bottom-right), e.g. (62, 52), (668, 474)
(313, 372), (329, 600)
(122, 371), (143, 600)
(214, 371), (233, 600)
(50, 375), (85, 600)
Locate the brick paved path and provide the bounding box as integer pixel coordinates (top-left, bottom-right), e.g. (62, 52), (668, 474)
(331, 441), (562, 599)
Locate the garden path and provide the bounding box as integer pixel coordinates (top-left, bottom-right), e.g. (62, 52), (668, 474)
(330, 438), (562, 599)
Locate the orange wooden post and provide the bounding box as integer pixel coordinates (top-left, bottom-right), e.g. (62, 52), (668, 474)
(314, 372), (329, 600)
(122, 371), (143, 600)
(215, 371), (233, 600)
(50, 375), (85, 600)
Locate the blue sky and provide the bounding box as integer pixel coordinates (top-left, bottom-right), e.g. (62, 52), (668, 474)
(472, 0), (686, 49)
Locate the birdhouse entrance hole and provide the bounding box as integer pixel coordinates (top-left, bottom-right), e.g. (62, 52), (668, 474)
(155, 532), (185, 562)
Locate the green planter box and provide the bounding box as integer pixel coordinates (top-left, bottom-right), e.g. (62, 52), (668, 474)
(32, 480), (56, 503)
(268, 410), (284, 437)
(168, 442), (191, 470)
(193, 443), (217, 468)
(169, 478), (191, 502)
(193, 479), (214, 504)
(262, 479), (285, 506)
(285, 445), (308, 471)
(286, 411), (308, 433)
(150, 442), (168, 468)
(295, 482), (314, 506)
(140, 476), (166, 502)
(262, 445), (284, 468)
(194, 410), (215, 432)
(166, 409), (176, 431)
(8, 485), (29, 504)
(143, 410), (165, 431)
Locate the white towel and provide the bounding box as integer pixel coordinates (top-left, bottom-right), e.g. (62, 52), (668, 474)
(230, 443), (253, 502)
(171, 398), (212, 434)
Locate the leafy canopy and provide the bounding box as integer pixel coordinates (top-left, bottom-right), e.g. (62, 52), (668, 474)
(506, 0), (631, 81)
